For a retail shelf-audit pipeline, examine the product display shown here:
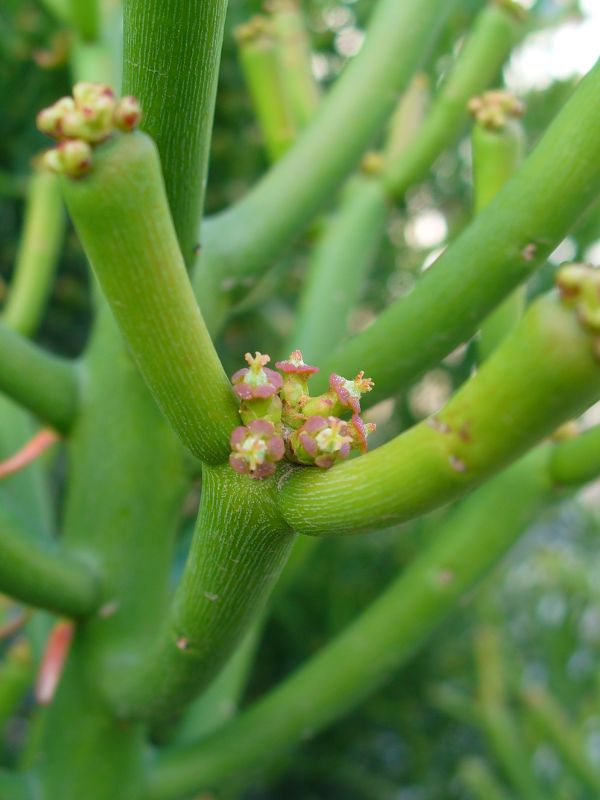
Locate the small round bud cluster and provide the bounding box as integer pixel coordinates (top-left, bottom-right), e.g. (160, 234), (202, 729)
(557, 263), (600, 333)
(468, 90), (524, 131)
(36, 83), (142, 177)
(228, 349), (376, 479)
(234, 16), (273, 46)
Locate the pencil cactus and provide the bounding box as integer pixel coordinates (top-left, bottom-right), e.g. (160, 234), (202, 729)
(0, 2), (599, 799)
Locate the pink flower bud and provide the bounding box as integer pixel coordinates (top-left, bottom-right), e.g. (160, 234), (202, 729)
(229, 419), (285, 479)
(291, 415), (353, 468)
(275, 350), (319, 376)
(348, 413), (376, 454)
(231, 351), (283, 400)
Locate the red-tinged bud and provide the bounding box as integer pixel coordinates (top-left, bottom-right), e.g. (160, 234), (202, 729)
(44, 139), (93, 177)
(229, 419), (285, 479)
(36, 96), (75, 139)
(232, 352), (283, 400)
(329, 371), (374, 414)
(290, 415), (353, 468)
(276, 350), (319, 428)
(348, 413), (376, 454)
(35, 620), (74, 705)
(113, 96), (142, 132)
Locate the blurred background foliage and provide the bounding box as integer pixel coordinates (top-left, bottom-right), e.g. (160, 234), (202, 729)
(2, 0), (600, 797)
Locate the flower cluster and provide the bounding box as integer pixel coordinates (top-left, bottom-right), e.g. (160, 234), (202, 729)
(229, 350), (376, 479)
(468, 89), (524, 131)
(37, 83), (142, 177)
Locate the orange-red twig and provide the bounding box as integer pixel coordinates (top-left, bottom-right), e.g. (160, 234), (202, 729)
(35, 620), (74, 705)
(0, 429), (59, 480)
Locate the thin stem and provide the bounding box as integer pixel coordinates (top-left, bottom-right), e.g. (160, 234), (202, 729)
(122, 0), (228, 266)
(522, 684), (600, 793)
(61, 132), (239, 463)
(286, 175), (389, 362)
(235, 19), (297, 162)
(3, 170), (65, 337)
(109, 463), (295, 722)
(266, 0), (321, 128)
(549, 424), (600, 486)
(0, 322), (78, 433)
(475, 626), (544, 800)
(0, 505), (100, 617)
(277, 294), (600, 536)
(318, 60), (600, 401)
(194, 0), (452, 330)
(383, 1), (524, 198)
(68, 0), (101, 42)
(147, 448), (551, 800)
(459, 758), (510, 800)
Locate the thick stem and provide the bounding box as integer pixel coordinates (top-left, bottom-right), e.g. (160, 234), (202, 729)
(61, 132), (239, 463)
(35, 306), (187, 800)
(549, 424), (600, 486)
(287, 176), (389, 362)
(319, 60), (600, 400)
(147, 448), (551, 800)
(109, 463), (295, 722)
(0, 323), (77, 433)
(278, 294), (600, 536)
(0, 506), (99, 617)
(122, 0), (228, 265)
(383, 2), (524, 198)
(3, 171), (65, 337)
(194, 0), (452, 330)
(68, 0), (101, 42)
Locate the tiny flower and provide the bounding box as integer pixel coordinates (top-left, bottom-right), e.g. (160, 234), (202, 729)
(231, 352), (283, 400)
(557, 263), (600, 333)
(275, 350), (319, 377)
(291, 415), (353, 468)
(229, 419), (285, 479)
(329, 371), (374, 414)
(36, 96), (75, 139)
(113, 96), (142, 132)
(348, 413), (376, 454)
(43, 139), (93, 177)
(468, 89), (524, 131)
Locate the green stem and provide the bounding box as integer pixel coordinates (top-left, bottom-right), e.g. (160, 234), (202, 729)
(383, 2), (524, 198)
(0, 770), (29, 800)
(475, 626), (544, 800)
(278, 294), (600, 536)
(3, 171), (65, 337)
(522, 684), (600, 793)
(122, 0), (229, 265)
(287, 175), (389, 362)
(68, 0), (101, 42)
(0, 505), (99, 617)
(459, 757), (511, 800)
(61, 132), (239, 464)
(267, 0), (321, 128)
(235, 18), (297, 162)
(0, 641), (34, 731)
(0, 323), (77, 433)
(147, 448), (551, 800)
(109, 463), (295, 722)
(194, 0), (452, 330)
(473, 116), (526, 358)
(319, 60), (600, 401)
(549, 424), (600, 486)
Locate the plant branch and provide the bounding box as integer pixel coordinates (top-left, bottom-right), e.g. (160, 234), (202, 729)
(61, 132), (239, 464)
(317, 60), (600, 401)
(108, 463), (295, 722)
(549, 424), (600, 486)
(3, 170), (65, 337)
(277, 294), (600, 536)
(0, 505), (100, 617)
(383, 1), (525, 198)
(0, 322), (77, 433)
(122, 0), (229, 266)
(193, 0), (453, 330)
(146, 448), (552, 800)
